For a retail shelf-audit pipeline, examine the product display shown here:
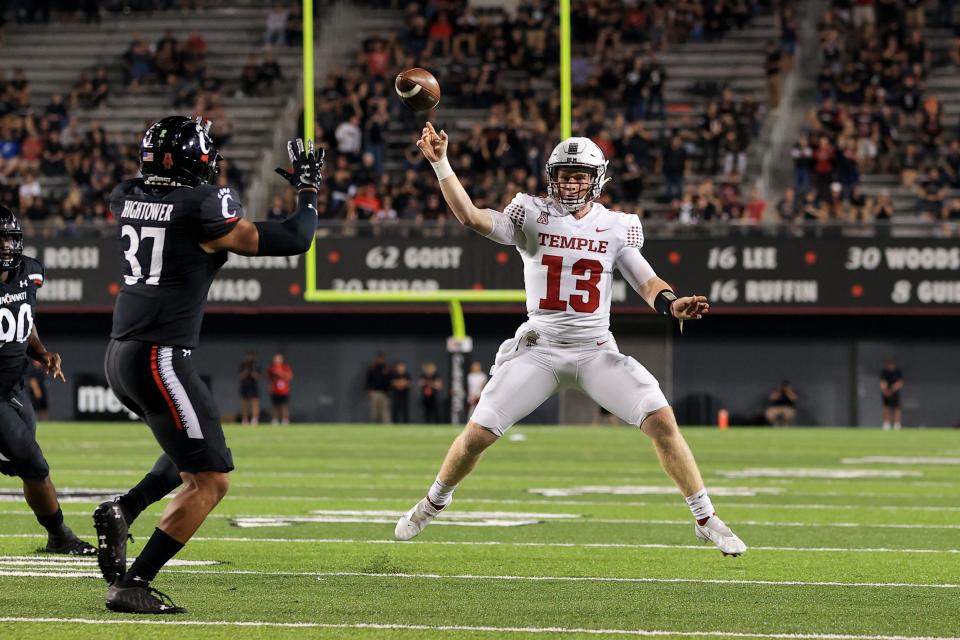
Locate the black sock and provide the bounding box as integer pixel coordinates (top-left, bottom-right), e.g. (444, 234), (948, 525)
(37, 508), (65, 536)
(119, 528), (183, 587)
(118, 456), (182, 525)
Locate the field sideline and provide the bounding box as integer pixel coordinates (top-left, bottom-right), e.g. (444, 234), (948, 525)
(0, 423), (958, 639)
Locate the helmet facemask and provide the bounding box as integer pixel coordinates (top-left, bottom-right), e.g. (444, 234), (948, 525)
(0, 228), (23, 272)
(546, 165), (602, 213)
(544, 137), (610, 214)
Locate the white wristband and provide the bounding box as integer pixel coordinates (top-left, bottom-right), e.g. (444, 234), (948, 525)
(430, 157), (454, 181)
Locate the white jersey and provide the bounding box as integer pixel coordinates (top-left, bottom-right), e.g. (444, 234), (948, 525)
(488, 193), (651, 342)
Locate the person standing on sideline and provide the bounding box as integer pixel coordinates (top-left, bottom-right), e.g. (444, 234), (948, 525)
(268, 352), (293, 425)
(466, 361), (488, 414)
(880, 359), (904, 430)
(365, 352), (392, 423)
(390, 361), (411, 424)
(237, 351), (260, 425)
(418, 362), (443, 423)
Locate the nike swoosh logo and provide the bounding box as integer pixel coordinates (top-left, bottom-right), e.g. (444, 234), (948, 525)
(308, 204), (316, 210)
(596, 340), (608, 346)
(596, 227), (609, 233)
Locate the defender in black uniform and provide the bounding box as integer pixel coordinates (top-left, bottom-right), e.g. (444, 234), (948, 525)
(0, 206), (95, 556)
(93, 116), (322, 614)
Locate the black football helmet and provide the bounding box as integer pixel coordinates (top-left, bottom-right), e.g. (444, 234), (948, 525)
(140, 115), (220, 187)
(0, 205), (23, 272)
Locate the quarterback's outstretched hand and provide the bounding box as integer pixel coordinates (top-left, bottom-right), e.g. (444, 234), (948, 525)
(275, 138), (323, 191)
(671, 295), (710, 320)
(416, 121), (448, 162)
(38, 351), (66, 383)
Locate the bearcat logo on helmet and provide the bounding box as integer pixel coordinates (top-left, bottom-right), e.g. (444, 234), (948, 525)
(140, 115), (220, 188)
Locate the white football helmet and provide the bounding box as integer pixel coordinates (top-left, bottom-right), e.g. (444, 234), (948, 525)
(545, 137), (610, 213)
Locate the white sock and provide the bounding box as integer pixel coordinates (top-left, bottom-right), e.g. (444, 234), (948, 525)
(427, 475), (456, 508)
(685, 488), (715, 523)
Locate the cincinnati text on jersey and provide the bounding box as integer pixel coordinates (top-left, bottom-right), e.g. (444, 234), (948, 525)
(0, 291), (28, 305)
(120, 200), (174, 222)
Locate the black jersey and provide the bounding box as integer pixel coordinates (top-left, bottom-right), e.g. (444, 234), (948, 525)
(109, 178), (243, 348)
(0, 256), (44, 393)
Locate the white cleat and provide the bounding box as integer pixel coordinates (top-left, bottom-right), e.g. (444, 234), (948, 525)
(695, 515), (747, 556)
(394, 497), (445, 541)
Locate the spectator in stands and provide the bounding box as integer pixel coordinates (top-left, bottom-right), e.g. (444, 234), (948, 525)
(123, 36), (153, 92)
(257, 47), (284, 95)
(941, 197), (960, 236)
(792, 134), (814, 192)
(267, 352), (293, 426)
(765, 380), (798, 426)
(765, 41), (782, 109)
(916, 167), (945, 221)
(390, 361), (411, 424)
(662, 134), (687, 202)
(880, 359), (903, 430)
(335, 115), (362, 161)
(154, 29), (180, 80)
(91, 66), (110, 108)
(238, 351), (261, 426)
(643, 54), (666, 120)
(265, 2), (289, 46)
(285, 2), (303, 46)
(426, 10), (454, 58)
(240, 55), (259, 97)
(940, 140), (960, 188)
(775, 187), (799, 223)
(899, 143), (922, 187)
(745, 189), (767, 223)
(418, 362), (443, 424)
(366, 352), (392, 424)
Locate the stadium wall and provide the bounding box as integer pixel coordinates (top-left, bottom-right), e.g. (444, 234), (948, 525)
(33, 314), (960, 428)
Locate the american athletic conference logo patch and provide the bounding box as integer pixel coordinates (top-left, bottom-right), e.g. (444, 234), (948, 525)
(537, 210), (549, 225)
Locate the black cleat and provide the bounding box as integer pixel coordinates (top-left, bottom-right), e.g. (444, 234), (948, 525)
(106, 582), (187, 614)
(43, 527), (96, 556)
(93, 499), (130, 584)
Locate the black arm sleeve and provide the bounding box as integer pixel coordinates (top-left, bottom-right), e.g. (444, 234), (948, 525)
(253, 191), (319, 256)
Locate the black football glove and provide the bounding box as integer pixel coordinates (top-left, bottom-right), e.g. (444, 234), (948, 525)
(275, 138), (323, 191)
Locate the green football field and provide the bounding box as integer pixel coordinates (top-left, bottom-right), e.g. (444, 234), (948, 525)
(0, 423), (958, 639)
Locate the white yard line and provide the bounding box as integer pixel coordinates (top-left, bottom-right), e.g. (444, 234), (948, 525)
(2, 533), (960, 555)
(0, 617), (956, 640)
(4, 567), (954, 589)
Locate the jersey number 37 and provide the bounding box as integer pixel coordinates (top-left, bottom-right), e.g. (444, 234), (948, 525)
(121, 225), (167, 286)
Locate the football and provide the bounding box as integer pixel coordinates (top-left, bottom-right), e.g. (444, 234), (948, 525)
(395, 67), (441, 112)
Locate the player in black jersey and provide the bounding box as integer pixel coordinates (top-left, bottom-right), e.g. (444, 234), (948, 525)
(93, 115), (322, 614)
(0, 206), (95, 556)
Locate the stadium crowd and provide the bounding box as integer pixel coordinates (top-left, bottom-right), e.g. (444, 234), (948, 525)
(788, 0), (960, 230)
(0, 2), (296, 235)
(8, 0), (959, 236)
(295, 0), (782, 229)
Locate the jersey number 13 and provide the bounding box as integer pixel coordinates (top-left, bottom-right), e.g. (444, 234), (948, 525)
(538, 254), (602, 313)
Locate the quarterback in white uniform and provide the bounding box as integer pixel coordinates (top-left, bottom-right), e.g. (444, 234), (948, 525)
(396, 122), (746, 556)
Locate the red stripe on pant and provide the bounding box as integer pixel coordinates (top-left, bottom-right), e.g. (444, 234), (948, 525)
(150, 345), (184, 430)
